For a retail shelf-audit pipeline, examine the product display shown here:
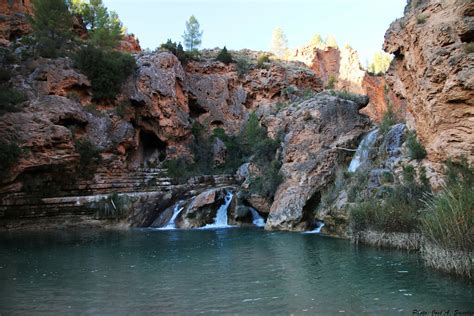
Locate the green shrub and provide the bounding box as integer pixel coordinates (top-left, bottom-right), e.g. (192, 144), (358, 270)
(235, 58), (250, 77)
(465, 42), (474, 54)
(249, 160), (282, 199)
(421, 159), (473, 252)
(257, 53), (271, 69)
(75, 139), (101, 174)
(215, 46), (233, 64)
(378, 103), (399, 135)
(329, 90), (362, 103)
(416, 14), (427, 24)
(160, 39), (199, 64)
(0, 87), (27, 115)
(74, 45), (136, 100)
(406, 131), (427, 160)
(95, 192), (130, 220)
(0, 141), (21, 176)
(0, 68), (11, 82)
(326, 75), (336, 89)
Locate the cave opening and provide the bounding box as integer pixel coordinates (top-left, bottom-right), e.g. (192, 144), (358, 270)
(189, 97), (208, 118)
(139, 130), (167, 166)
(302, 191), (321, 229)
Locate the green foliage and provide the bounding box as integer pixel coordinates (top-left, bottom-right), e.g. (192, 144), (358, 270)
(74, 45), (136, 100)
(0, 87), (27, 115)
(235, 58), (250, 77)
(310, 33), (323, 47)
(0, 141), (21, 176)
(325, 34), (338, 48)
(329, 90), (362, 103)
(165, 113), (282, 198)
(349, 162), (431, 233)
(75, 139), (101, 174)
(406, 131), (427, 160)
(325, 75), (336, 89)
(367, 51), (392, 75)
(0, 68), (11, 82)
(70, 0), (123, 49)
(257, 53), (271, 69)
(160, 39), (198, 64)
(465, 42), (474, 54)
(378, 102), (399, 135)
(182, 15), (203, 51)
(95, 192), (129, 220)
(270, 27), (288, 59)
(421, 160), (473, 252)
(215, 46), (233, 64)
(29, 0), (73, 58)
(416, 14), (428, 24)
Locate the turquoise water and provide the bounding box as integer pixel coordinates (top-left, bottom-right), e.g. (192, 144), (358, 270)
(0, 228), (472, 315)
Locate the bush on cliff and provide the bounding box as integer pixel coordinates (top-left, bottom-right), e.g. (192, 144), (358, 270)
(350, 165), (430, 233)
(160, 39), (199, 64)
(0, 88), (27, 115)
(74, 45), (136, 100)
(75, 139), (101, 176)
(215, 46), (233, 64)
(0, 141), (22, 176)
(29, 0), (73, 58)
(406, 131), (427, 160)
(256, 54), (271, 69)
(378, 102), (400, 135)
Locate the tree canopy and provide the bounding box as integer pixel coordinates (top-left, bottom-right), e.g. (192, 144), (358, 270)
(270, 27), (288, 59)
(70, 0), (123, 49)
(368, 51), (393, 75)
(29, 0), (73, 57)
(325, 34), (338, 48)
(182, 15), (203, 51)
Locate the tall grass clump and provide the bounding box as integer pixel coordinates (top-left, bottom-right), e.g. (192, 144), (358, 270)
(406, 130), (427, 160)
(420, 158), (473, 277)
(378, 103), (399, 135)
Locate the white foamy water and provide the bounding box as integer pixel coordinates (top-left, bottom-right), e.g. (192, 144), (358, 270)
(348, 129), (378, 172)
(249, 208), (265, 227)
(202, 191), (234, 229)
(159, 202), (183, 230)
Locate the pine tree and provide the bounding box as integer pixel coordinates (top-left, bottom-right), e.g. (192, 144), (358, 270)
(70, 0), (123, 49)
(368, 51), (393, 75)
(270, 27), (288, 59)
(310, 33), (323, 47)
(325, 34), (338, 48)
(29, 0), (73, 57)
(216, 46), (233, 64)
(182, 15), (203, 51)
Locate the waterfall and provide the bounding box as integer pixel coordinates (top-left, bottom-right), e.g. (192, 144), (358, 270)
(348, 129), (379, 172)
(159, 202), (183, 230)
(249, 208), (265, 227)
(203, 191), (234, 229)
(304, 221), (325, 234)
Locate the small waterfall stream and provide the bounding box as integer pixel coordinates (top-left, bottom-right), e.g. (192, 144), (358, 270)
(159, 202), (184, 230)
(249, 208), (265, 227)
(348, 129), (379, 172)
(304, 221), (325, 234)
(203, 191), (234, 229)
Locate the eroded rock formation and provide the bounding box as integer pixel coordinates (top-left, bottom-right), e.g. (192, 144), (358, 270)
(263, 93), (370, 231)
(384, 0), (474, 166)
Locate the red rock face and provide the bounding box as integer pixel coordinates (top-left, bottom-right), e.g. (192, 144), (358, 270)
(118, 34), (141, 53)
(384, 0), (474, 165)
(0, 0), (32, 45)
(289, 43), (404, 122)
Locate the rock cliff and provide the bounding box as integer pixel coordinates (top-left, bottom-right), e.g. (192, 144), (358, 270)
(384, 0), (474, 167)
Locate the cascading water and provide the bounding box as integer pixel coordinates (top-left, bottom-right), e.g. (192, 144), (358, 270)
(348, 128), (379, 172)
(304, 221), (325, 234)
(203, 191), (234, 229)
(249, 208), (265, 227)
(159, 202), (184, 230)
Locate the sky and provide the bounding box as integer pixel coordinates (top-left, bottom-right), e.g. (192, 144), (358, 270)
(103, 0), (407, 64)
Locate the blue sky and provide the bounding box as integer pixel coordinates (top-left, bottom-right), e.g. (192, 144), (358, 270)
(103, 0), (406, 63)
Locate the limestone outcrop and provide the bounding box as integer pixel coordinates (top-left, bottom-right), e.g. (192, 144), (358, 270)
(263, 93), (370, 231)
(384, 0), (474, 166)
(0, 0), (32, 46)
